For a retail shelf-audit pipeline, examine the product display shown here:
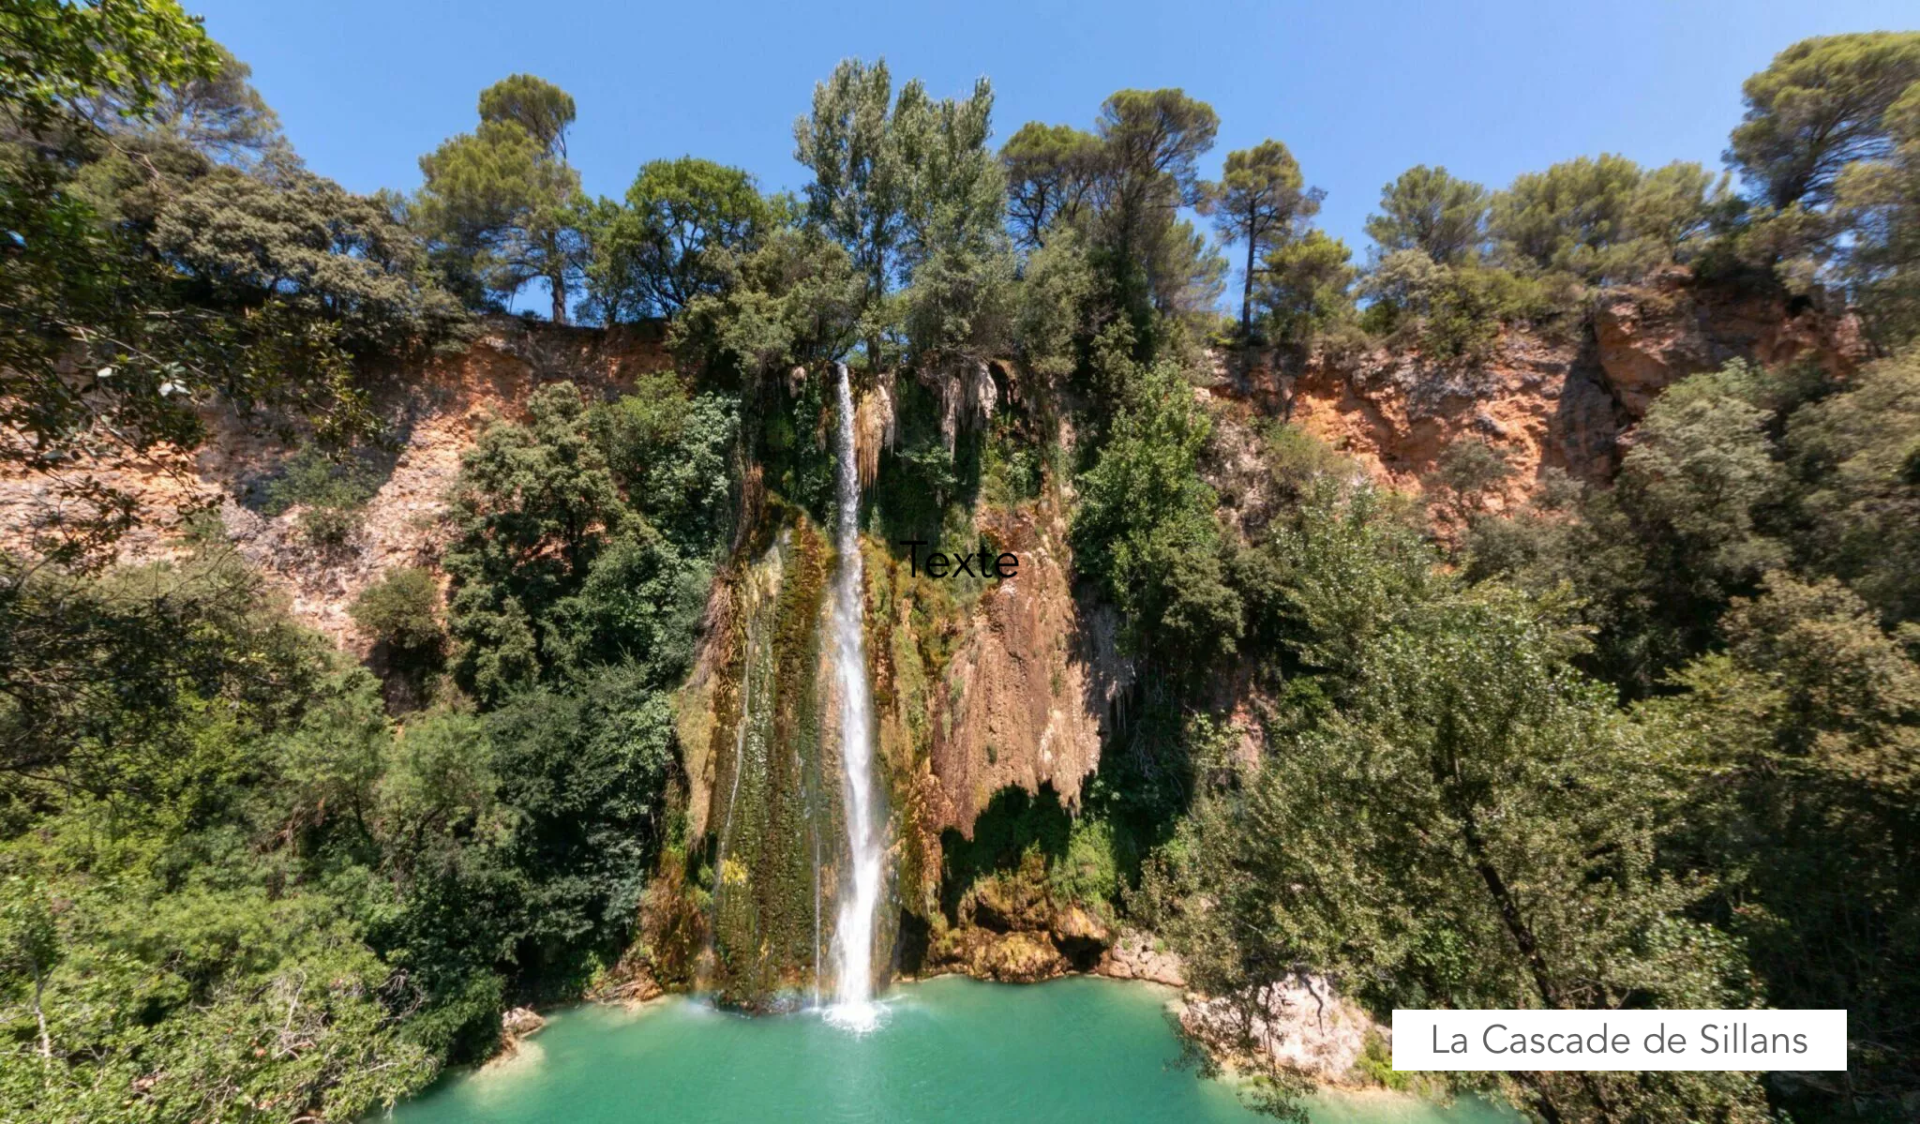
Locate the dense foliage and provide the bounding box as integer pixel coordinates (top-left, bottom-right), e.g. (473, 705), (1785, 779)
(6, 8), (1920, 1123)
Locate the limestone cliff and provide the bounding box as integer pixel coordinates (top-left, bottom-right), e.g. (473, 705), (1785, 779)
(0, 319), (670, 646)
(1216, 269), (1866, 524)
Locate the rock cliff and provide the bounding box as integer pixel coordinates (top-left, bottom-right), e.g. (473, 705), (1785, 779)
(0, 319), (670, 646)
(1216, 269), (1865, 523)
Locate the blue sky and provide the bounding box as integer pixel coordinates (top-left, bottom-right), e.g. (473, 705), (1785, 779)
(191, 0), (1915, 277)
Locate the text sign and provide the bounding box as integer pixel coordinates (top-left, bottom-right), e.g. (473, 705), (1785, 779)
(1391, 1010), (1847, 1071)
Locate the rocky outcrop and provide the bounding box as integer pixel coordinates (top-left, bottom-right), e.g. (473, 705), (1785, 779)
(925, 853), (1117, 982)
(1179, 975), (1381, 1086)
(0, 319), (670, 648)
(1591, 268), (1863, 418)
(588, 944), (667, 1007)
(914, 500), (1131, 838)
(1096, 929), (1187, 987)
(1219, 270), (1866, 518)
(919, 358), (1003, 453)
(500, 1006), (547, 1041)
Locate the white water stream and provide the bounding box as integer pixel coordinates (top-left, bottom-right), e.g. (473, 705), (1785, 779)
(825, 362), (885, 1032)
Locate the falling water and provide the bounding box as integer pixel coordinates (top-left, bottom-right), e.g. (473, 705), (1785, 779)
(825, 362), (885, 1032)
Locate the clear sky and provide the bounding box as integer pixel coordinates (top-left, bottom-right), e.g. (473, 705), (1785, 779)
(189, 0), (1916, 272)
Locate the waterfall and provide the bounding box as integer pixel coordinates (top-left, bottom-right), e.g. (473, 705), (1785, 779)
(825, 361), (885, 1032)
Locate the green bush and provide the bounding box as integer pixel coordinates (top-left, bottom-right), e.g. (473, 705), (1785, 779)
(1071, 360), (1242, 667)
(1052, 815), (1123, 913)
(265, 446), (380, 547)
(594, 372), (738, 554)
(1355, 1031), (1411, 1090)
(1359, 250), (1559, 360)
(350, 567), (444, 652)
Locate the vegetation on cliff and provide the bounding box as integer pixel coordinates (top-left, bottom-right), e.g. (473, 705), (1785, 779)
(4, 4), (1920, 1122)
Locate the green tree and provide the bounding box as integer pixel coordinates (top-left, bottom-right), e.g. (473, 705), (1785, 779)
(0, 550), (326, 786)
(0, 0), (216, 125)
(1363, 165), (1488, 265)
(671, 221), (864, 381)
(485, 666), (679, 973)
(793, 57), (907, 356)
(1488, 155), (1721, 284)
(79, 41), (284, 168)
(893, 75), (1015, 365)
(545, 524), (707, 685)
(1072, 361), (1241, 666)
(477, 72), (576, 157)
(443, 383), (625, 700)
(262, 445), (380, 548)
(587, 157), (767, 322)
(416, 75), (586, 322)
(1230, 479), (1437, 678)
(1207, 140), (1319, 337)
(894, 76), (1004, 270)
(1728, 32), (1920, 210)
(1357, 249), (1552, 360)
(1093, 88), (1220, 312)
(1011, 229), (1096, 376)
(595, 372), (740, 553)
(1467, 361), (1790, 694)
(1153, 584), (1769, 1122)
(1430, 439), (1513, 519)
(155, 166), (469, 352)
(1786, 349), (1920, 621)
(1614, 360), (1787, 613)
(0, 877), (60, 1062)
(350, 568), (445, 655)
(1836, 80), (1920, 343)
(1490, 154), (1641, 279)
(1642, 575), (1920, 1104)
(0, 6), (385, 561)
(793, 59), (1007, 369)
(1000, 121), (1100, 249)
(1627, 160), (1727, 262)
(1252, 229), (1356, 350)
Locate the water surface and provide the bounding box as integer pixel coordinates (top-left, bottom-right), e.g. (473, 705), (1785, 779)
(384, 976), (1511, 1124)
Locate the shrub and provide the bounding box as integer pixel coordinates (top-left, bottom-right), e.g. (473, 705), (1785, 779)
(1431, 439), (1514, 516)
(350, 568), (444, 653)
(1360, 250), (1559, 360)
(264, 446), (379, 547)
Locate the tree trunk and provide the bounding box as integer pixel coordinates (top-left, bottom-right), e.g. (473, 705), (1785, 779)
(549, 270), (568, 325)
(1436, 722), (1620, 1121)
(1241, 231), (1256, 339)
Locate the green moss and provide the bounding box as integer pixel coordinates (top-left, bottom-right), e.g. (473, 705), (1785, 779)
(703, 521), (835, 1004)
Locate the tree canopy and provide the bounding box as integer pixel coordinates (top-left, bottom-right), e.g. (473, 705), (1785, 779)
(587, 157), (767, 322)
(416, 75), (586, 322)
(1729, 31), (1920, 210)
(1208, 140), (1319, 336)
(1363, 165), (1489, 265)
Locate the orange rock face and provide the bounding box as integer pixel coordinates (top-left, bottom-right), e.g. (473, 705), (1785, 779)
(0, 319), (670, 648)
(915, 498), (1130, 838)
(1216, 270), (1865, 523)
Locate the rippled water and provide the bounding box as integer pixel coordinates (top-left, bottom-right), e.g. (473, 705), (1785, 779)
(381, 976), (1514, 1124)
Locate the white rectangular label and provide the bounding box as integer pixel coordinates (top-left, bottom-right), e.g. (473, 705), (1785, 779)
(1391, 1010), (1847, 1071)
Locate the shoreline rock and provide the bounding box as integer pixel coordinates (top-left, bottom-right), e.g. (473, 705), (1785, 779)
(1093, 929), (1187, 988)
(588, 949), (666, 1008)
(500, 1006), (547, 1050)
(1177, 974), (1381, 1087)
